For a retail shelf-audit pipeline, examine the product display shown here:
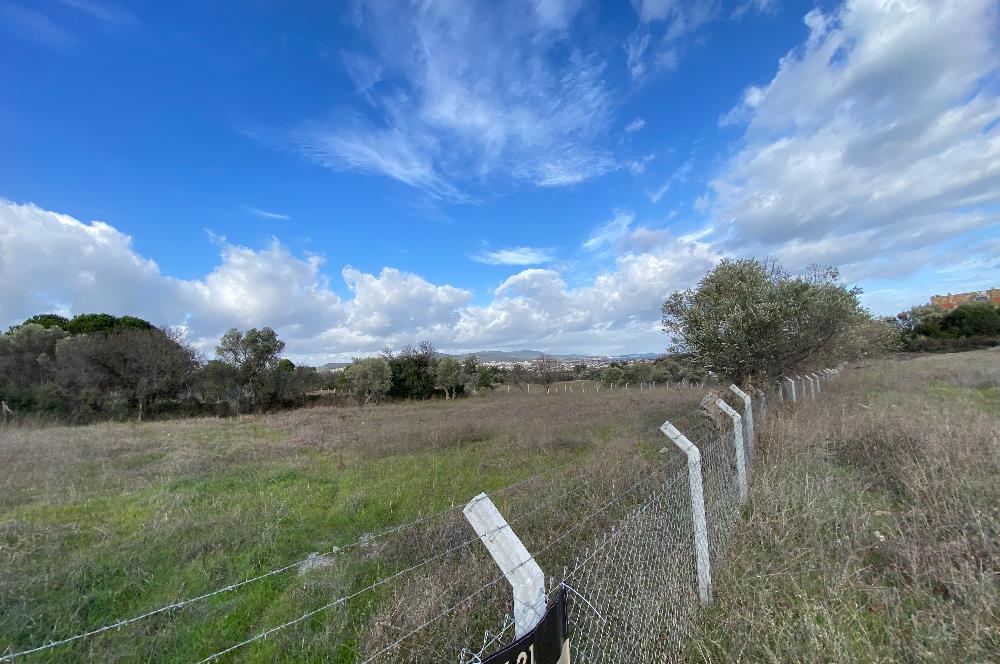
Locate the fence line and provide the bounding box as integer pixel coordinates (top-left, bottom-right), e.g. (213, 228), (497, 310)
(1, 367), (842, 662)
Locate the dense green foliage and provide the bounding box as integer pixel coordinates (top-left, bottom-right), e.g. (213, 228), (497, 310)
(0, 316), (321, 423)
(9, 312), (153, 335)
(662, 259), (896, 383)
(896, 302), (1000, 352)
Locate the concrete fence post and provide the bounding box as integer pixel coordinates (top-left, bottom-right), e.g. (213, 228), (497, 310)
(729, 385), (754, 451)
(810, 373), (822, 394)
(785, 377), (797, 402)
(464, 493), (546, 637)
(660, 420), (712, 604)
(715, 400), (748, 503)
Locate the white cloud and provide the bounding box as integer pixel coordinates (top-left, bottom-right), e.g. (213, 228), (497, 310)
(648, 159), (692, 203)
(627, 153), (655, 174)
(473, 246), (556, 266)
(583, 210), (635, 251)
(625, 117), (646, 133)
(707, 0), (1000, 279)
(244, 206), (290, 221)
(283, 0), (615, 198)
(0, 199), (722, 360)
(625, 30), (651, 79)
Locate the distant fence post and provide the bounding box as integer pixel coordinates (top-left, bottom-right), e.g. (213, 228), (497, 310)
(659, 420), (712, 604)
(729, 385), (754, 450)
(1, 400), (11, 425)
(464, 493), (546, 638)
(714, 400), (748, 503)
(785, 377), (797, 402)
(810, 373), (822, 394)
(754, 387), (767, 417)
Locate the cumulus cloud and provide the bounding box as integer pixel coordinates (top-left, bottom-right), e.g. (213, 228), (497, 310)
(283, 0), (616, 199)
(1, 199), (720, 361)
(707, 0), (1000, 281)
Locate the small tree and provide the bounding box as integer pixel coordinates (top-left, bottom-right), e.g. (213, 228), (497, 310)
(532, 355), (560, 387)
(344, 357), (392, 405)
(215, 327), (285, 407)
(600, 366), (624, 385)
(435, 357), (462, 399)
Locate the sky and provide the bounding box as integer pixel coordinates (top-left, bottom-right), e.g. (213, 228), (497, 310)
(1, 0), (999, 363)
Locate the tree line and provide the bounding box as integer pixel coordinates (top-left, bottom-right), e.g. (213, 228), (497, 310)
(1, 313), (704, 423)
(334, 345), (709, 405)
(0, 314), (324, 423)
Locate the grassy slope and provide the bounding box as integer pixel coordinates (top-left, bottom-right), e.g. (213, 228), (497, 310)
(0, 387), (701, 662)
(686, 351), (1000, 662)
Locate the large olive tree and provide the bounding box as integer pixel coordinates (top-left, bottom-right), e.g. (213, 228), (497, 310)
(662, 259), (883, 383)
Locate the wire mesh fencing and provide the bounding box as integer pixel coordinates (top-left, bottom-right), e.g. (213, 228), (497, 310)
(1, 369), (843, 663)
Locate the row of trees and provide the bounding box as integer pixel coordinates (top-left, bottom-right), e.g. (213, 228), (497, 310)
(662, 259), (897, 384)
(0, 314), (323, 423)
(334, 346), (707, 405)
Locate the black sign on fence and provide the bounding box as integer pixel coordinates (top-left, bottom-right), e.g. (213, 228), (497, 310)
(482, 588), (570, 664)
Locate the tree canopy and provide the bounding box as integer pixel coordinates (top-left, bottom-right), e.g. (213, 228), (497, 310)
(662, 259), (893, 383)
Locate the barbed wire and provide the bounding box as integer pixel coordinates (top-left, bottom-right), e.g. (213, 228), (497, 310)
(195, 456), (681, 663)
(0, 453), (593, 662)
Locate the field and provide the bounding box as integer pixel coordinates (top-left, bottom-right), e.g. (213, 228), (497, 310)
(687, 350), (1000, 661)
(3, 351), (998, 662)
(0, 385), (706, 662)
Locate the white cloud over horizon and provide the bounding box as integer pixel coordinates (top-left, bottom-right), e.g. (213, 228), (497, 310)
(0, 199), (717, 363)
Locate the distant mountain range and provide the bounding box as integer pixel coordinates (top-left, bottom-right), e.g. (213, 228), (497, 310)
(318, 350), (662, 372)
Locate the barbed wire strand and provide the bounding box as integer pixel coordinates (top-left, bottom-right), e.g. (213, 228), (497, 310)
(195, 459), (679, 664)
(0, 455), (594, 662)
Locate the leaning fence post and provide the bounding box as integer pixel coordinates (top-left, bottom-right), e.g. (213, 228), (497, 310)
(714, 400), (748, 503)
(464, 493), (546, 637)
(729, 385), (754, 450)
(659, 420), (712, 604)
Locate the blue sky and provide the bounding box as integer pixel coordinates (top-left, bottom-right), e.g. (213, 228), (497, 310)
(2, 0), (999, 362)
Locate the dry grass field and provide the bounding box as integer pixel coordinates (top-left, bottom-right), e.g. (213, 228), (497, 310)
(0, 385), (705, 662)
(686, 350), (1000, 662)
(4, 351), (997, 662)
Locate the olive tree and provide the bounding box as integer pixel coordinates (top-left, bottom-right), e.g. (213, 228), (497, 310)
(662, 259), (880, 383)
(344, 357), (393, 405)
(435, 357), (462, 399)
(215, 327), (285, 406)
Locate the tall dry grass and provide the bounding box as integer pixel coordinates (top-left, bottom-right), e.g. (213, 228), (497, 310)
(686, 350), (1000, 662)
